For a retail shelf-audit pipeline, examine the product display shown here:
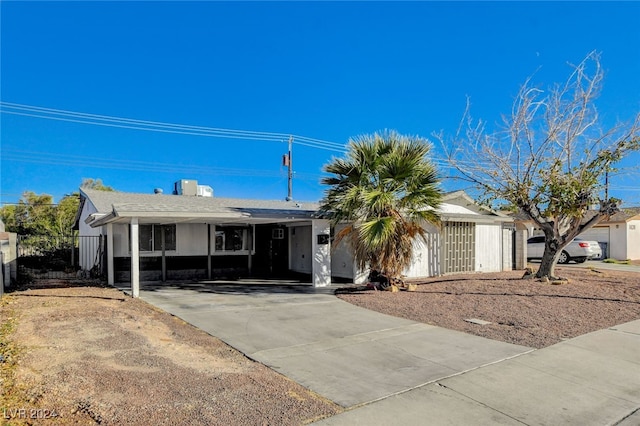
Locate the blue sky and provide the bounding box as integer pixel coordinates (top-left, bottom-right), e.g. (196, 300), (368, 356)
(2, 1), (639, 205)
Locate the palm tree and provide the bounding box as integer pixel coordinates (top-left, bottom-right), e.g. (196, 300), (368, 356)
(320, 130), (442, 281)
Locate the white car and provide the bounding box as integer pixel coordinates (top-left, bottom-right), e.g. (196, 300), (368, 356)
(527, 236), (603, 264)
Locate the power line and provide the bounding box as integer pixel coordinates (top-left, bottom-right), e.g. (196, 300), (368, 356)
(0, 102), (347, 152)
(2, 148), (324, 181)
(0, 102), (516, 170)
(3, 102), (637, 176)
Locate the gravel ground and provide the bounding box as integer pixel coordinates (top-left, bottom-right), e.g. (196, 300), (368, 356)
(1, 283), (341, 425)
(3, 266), (639, 425)
(337, 266), (640, 349)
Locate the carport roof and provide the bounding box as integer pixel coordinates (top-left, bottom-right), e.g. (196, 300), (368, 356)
(80, 188), (320, 227)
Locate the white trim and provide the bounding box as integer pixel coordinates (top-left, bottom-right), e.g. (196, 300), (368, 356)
(131, 218), (140, 298)
(312, 219), (331, 287)
(107, 223), (114, 285)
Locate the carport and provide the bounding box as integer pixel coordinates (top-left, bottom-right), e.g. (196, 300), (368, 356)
(77, 188), (331, 297)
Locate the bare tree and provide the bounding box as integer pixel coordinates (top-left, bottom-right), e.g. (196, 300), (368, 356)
(438, 52), (640, 279)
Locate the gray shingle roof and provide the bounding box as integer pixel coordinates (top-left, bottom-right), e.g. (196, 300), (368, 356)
(81, 188), (320, 225)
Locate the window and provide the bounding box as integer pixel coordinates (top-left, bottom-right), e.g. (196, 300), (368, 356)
(130, 224), (176, 252)
(215, 226), (248, 251)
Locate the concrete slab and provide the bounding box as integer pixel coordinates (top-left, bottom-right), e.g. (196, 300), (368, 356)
(251, 323), (529, 407)
(561, 327), (640, 366)
(126, 280), (640, 424)
(136, 282), (531, 408)
(436, 343), (640, 426)
(610, 319), (640, 336)
(511, 341), (640, 401)
(315, 383), (523, 425)
(617, 408), (640, 426)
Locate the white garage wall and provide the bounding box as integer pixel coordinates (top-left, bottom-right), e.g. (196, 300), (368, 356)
(610, 224), (628, 260)
(403, 225), (440, 278)
(475, 224), (502, 272)
(331, 222), (442, 280)
(331, 224), (356, 280)
(578, 226), (610, 258)
(627, 220), (640, 260)
(578, 226), (610, 243)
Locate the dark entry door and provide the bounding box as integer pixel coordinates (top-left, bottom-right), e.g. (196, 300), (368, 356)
(253, 225), (289, 277)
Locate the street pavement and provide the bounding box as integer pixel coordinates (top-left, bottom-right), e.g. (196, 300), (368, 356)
(126, 279), (640, 425)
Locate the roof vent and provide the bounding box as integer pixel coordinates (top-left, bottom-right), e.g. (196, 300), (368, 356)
(154, 188), (163, 194)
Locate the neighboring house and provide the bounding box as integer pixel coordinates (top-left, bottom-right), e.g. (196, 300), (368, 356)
(332, 191), (519, 283)
(515, 208), (640, 261)
(75, 184), (518, 296)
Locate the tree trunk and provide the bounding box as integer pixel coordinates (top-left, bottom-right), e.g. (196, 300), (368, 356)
(536, 247), (558, 279)
(535, 238), (564, 279)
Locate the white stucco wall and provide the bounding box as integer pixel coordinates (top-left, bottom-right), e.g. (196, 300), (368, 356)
(112, 224), (129, 257)
(289, 225), (312, 274)
(311, 219), (331, 287)
(111, 223), (210, 257)
(331, 224), (356, 280)
(609, 223), (628, 260)
(331, 222), (443, 281)
(179, 223), (208, 255)
(502, 228), (512, 271)
(626, 220), (640, 260)
(475, 223), (502, 272)
(403, 223), (440, 278)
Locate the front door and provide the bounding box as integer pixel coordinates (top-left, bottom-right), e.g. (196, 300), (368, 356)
(253, 224), (289, 277)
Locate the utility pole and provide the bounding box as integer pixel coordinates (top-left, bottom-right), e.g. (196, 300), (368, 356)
(283, 136), (293, 201)
(605, 170), (609, 201)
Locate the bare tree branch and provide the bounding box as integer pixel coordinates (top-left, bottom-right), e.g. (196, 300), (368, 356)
(438, 52), (640, 279)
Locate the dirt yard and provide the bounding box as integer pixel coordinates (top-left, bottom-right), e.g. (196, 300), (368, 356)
(337, 266), (640, 349)
(2, 267), (640, 425)
(0, 283), (341, 425)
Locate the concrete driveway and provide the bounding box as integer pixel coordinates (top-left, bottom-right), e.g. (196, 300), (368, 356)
(129, 279), (640, 425)
(133, 279), (532, 408)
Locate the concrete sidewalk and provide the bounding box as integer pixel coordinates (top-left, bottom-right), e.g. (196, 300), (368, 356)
(317, 320), (640, 425)
(132, 280), (640, 425)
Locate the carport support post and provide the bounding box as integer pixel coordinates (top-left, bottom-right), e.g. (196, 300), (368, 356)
(247, 225), (253, 275)
(207, 224), (212, 280)
(107, 223), (114, 286)
(311, 219), (331, 287)
(131, 218), (140, 298)
(161, 226), (166, 282)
